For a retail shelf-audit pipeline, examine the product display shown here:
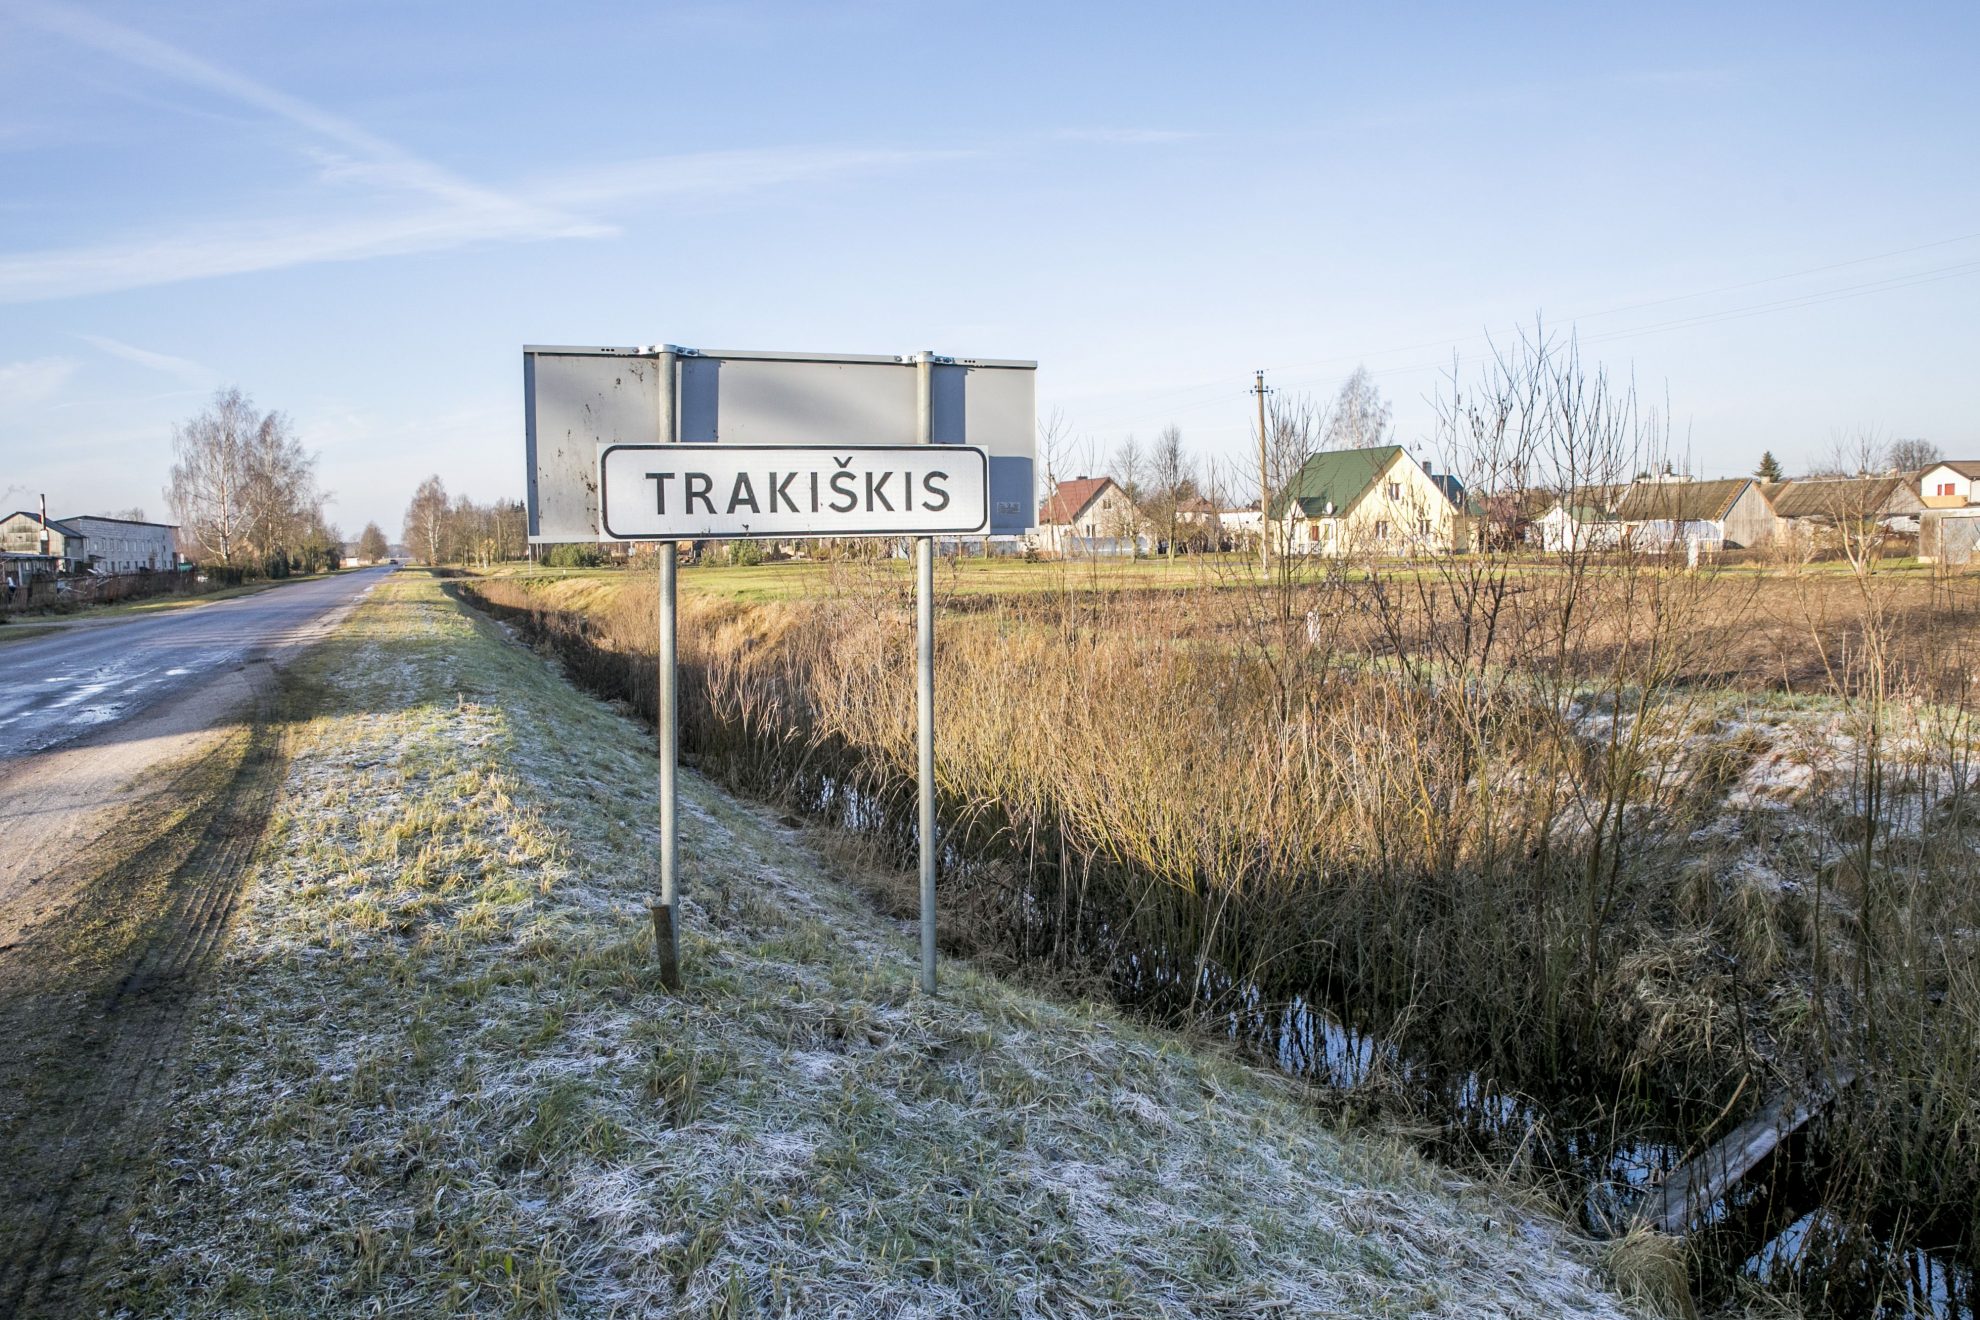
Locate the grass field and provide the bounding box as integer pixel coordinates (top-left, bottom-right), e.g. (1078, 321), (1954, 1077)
(484, 550), (1962, 607)
(487, 553), (1258, 604)
(95, 572), (1643, 1317)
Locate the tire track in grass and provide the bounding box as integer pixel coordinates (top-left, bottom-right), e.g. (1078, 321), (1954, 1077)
(0, 708), (288, 1317)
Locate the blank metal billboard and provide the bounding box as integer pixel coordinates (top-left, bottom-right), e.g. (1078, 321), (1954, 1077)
(524, 345), (1037, 543)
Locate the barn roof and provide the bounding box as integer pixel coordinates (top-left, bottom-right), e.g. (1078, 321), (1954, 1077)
(1761, 477), (1904, 519)
(1615, 478), (1753, 524)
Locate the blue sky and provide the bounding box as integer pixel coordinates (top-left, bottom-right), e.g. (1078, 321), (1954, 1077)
(1, 1), (1976, 537)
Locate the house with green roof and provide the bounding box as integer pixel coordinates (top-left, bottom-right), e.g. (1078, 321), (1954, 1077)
(1268, 445), (1468, 556)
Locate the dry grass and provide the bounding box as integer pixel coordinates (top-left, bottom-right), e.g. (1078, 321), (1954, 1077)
(464, 554), (1980, 1315)
(93, 573), (1639, 1318)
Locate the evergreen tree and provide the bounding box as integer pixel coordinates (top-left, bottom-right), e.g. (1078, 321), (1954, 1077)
(1755, 450), (1783, 482)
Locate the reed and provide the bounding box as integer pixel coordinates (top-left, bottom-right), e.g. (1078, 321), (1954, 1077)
(461, 550), (1979, 1314)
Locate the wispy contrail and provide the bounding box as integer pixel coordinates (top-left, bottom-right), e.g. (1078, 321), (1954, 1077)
(8, 0), (588, 235)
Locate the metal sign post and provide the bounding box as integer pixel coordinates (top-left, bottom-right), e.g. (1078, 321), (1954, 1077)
(522, 344), (1035, 996)
(653, 540), (681, 989)
(914, 353), (938, 993)
(654, 348), (682, 990)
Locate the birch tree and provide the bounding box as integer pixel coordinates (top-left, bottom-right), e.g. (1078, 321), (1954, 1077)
(403, 475), (450, 565)
(166, 387), (320, 567)
(1325, 366), (1393, 450)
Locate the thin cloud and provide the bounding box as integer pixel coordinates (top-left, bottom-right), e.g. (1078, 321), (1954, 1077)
(75, 334), (215, 386)
(538, 145), (978, 208)
(12, 3), (555, 219)
(1614, 67), (1736, 88)
(0, 144), (969, 303)
(0, 204), (609, 304)
(0, 7), (974, 303)
(0, 356), (79, 408)
(1056, 128), (1207, 145)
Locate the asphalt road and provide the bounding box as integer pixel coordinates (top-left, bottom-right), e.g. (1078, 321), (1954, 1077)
(0, 566), (392, 761)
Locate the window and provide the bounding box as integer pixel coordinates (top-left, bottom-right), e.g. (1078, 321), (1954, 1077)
(1387, 481), (1401, 500)
(1375, 520), (1391, 540)
(1939, 482), (1956, 497)
(1418, 518), (1431, 537)
(1307, 523), (1320, 542)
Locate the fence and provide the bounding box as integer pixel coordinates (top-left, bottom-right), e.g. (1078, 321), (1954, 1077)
(0, 569), (201, 615)
(1922, 510), (1980, 567)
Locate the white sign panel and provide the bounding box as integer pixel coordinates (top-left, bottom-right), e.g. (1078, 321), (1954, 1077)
(600, 444), (989, 541)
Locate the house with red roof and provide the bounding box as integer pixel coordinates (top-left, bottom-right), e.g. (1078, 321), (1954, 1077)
(1033, 476), (1144, 555)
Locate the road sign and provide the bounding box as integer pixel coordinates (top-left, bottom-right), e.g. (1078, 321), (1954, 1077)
(522, 345), (1036, 543)
(600, 444), (989, 541)
(526, 344), (1028, 999)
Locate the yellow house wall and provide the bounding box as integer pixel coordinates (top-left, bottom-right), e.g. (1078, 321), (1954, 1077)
(1280, 454), (1463, 555)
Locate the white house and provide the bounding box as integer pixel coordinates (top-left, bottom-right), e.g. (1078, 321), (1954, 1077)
(1919, 461), (1980, 509)
(1217, 506), (1264, 541)
(1535, 501), (1624, 552)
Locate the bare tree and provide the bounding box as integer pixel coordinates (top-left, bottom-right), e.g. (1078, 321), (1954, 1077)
(1817, 433), (1895, 572)
(294, 509), (342, 573)
(403, 475), (450, 565)
(1107, 435), (1147, 548)
(1038, 408), (1071, 496)
(357, 522), (390, 563)
(1265, 391), (1329, 555)
(1325, 365), (1393, 450)
(1886, 437), (1941, 473)
(1146, 424), (1195, 558)
(167, 386), (321, 568)
(489, 498), (527, 562)
(241, 409), (321, 565)
(446, 493), (530, 567)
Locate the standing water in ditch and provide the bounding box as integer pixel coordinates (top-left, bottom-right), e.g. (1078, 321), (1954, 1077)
(747, 758), (1978, 1319)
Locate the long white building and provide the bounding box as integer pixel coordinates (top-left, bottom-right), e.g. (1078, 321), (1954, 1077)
(54, 515), (182, 573)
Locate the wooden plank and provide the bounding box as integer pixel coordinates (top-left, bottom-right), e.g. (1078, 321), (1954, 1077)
(1640, 1068), (1855, 1237)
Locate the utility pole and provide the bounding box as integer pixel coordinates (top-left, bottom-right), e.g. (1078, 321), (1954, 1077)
(1252, 372), (1271, 576)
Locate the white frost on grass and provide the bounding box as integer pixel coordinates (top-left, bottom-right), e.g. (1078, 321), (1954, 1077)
(101, 576), (1639, 1319)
